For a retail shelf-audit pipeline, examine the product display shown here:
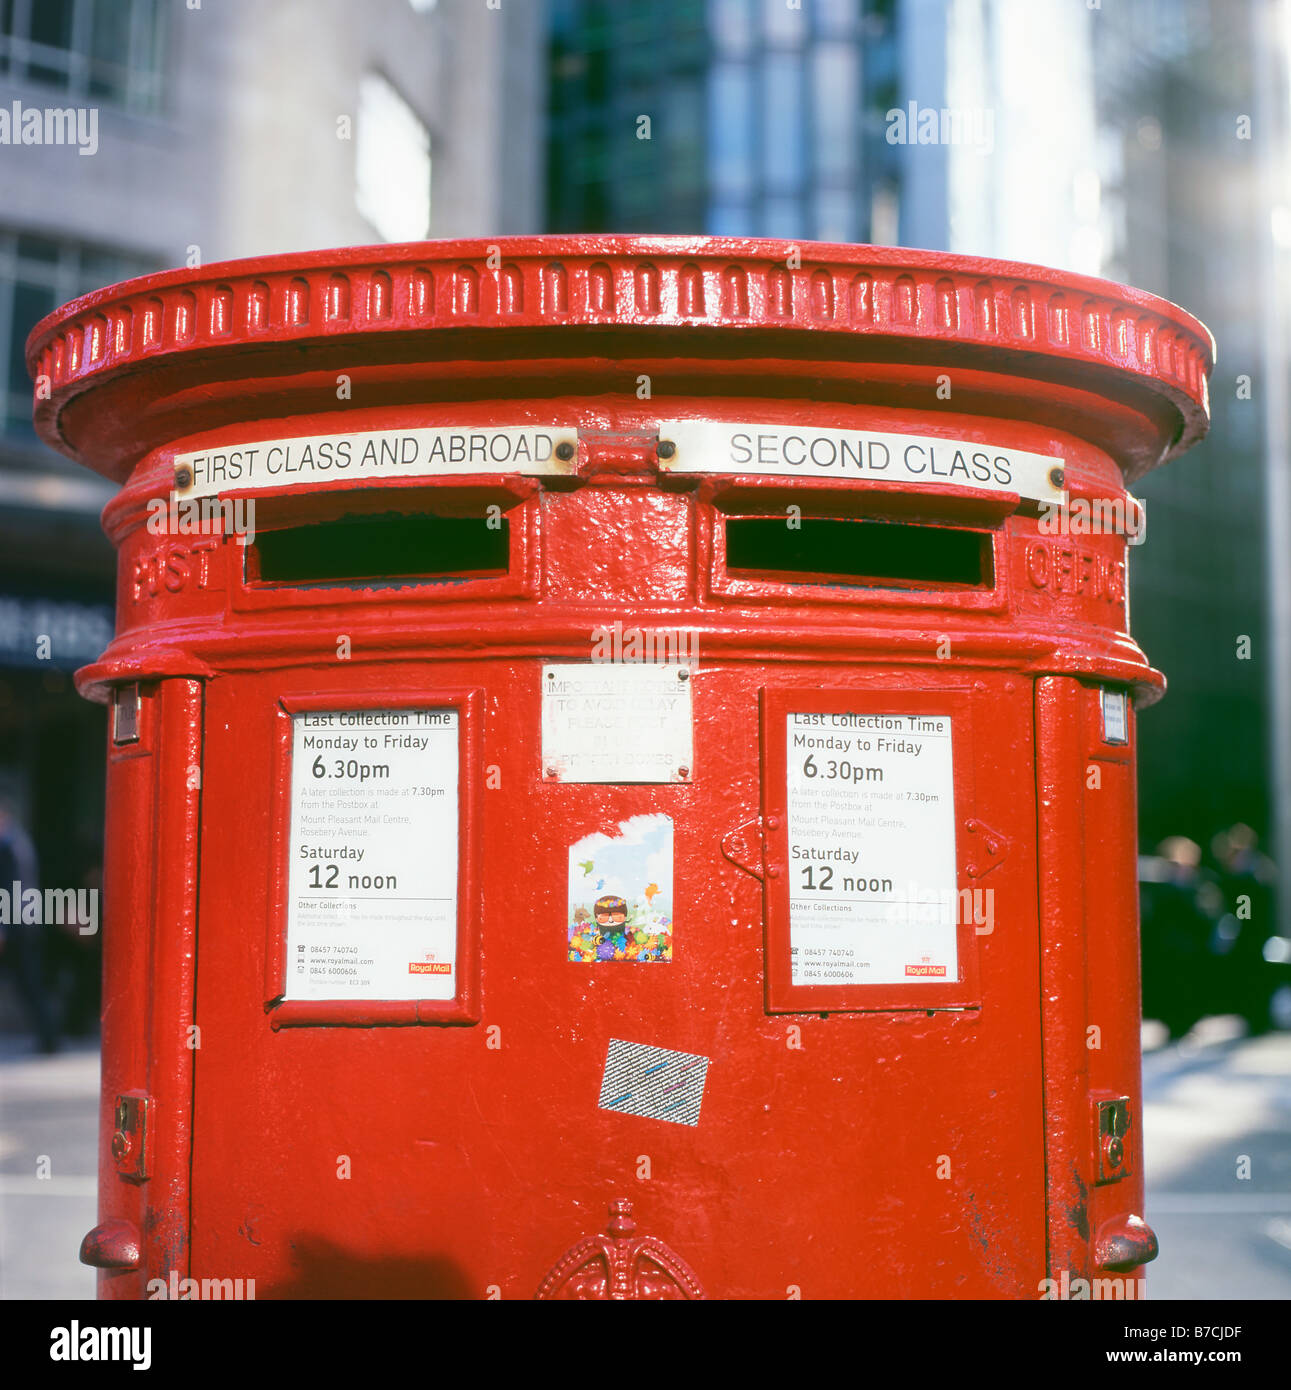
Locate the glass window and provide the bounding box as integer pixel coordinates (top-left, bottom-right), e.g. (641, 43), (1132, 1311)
(813, 0), (859, 37)
(7, 282), (56, 427)
(88, 0), (133, 101)
(709, 0), (754, 57)
(1, 0), (166, 112)
(547, 0), (900, 239)
(709, 198), (755, 235)
(355, 73), (432, 243)
(763, 0), (806, 46)
(763, 195), (806, 238)
(573, 127), (609, 184)
(813, 188), (857, 243)
(585, 39), (611, 99)
(812, 41), (859, 182)
(28, 0), (75, 89)
(0, 230), (158, 440)
(869, 182), (900, 245)
(666, 80), (708, 194)
(15, 234), (59, 264)
(673, 0), (709, 36)
(762, 50), (805, 193)
(709, 61), (755, 198)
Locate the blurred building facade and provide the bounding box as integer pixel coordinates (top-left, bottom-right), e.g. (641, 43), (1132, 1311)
(0, 0), (544, 912)
(548, 0), (903, 241)
(1089, 2), (1275, 862)
(0, 0), (1282, 934)
(543, 0), (1285, 895)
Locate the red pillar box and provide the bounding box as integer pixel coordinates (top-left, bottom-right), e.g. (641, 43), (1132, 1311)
(29, 238), (1212, 1299)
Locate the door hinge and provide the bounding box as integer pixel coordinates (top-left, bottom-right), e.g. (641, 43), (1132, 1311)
(110, 1090), (152, 1183)
(1094, 1094), (1133, 1184)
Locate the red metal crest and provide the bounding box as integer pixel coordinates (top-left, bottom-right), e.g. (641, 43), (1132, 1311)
(535, 1200), (706, 1300)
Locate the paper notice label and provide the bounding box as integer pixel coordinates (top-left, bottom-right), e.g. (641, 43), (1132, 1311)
(541, 663), (693, 783)
(285, 708), (458, 1001)
(786, 710), (959, 986)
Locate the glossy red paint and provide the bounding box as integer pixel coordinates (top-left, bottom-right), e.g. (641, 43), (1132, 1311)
(29, 237), (1212, 1299)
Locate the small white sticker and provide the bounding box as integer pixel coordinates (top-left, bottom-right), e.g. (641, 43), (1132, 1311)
(285, 709), (458, 1001)
(659, 420), (1063, 504)
(598, 1039), (710, 1126)
(1102, 689), (1128, 745)
(786, 711), (959, 986)
(542, 664), (693, 784)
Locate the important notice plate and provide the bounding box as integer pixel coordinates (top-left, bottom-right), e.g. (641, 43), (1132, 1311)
(541, 664), (693, 784)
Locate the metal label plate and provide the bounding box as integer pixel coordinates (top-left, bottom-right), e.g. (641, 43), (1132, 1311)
(658, 420), (1063, 503)
(173, 425), (579, 498)
(541, 663), (693, 784)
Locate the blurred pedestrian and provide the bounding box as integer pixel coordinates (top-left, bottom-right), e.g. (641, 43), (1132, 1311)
(1210, 824), (1278, 1032)
(50, 841), (102, 1037)
(1140, 836), (1221, 1037)
(0, 783), (59, 1053)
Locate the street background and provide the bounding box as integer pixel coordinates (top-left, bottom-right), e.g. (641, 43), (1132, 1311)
(2, 0), (1289, 1300)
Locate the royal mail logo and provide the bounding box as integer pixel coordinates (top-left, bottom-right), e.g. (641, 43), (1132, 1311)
(408, 962), (452, 975)
(905, 959), (947, 977)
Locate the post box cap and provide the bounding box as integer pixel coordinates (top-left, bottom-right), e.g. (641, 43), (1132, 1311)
(27, 236), (1212, 485)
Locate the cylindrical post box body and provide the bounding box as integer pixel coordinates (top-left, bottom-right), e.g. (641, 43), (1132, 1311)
(30, 237), (1212, 1299)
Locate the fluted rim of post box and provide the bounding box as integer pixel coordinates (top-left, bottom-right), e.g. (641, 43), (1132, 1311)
(26, 234), (1213, 475)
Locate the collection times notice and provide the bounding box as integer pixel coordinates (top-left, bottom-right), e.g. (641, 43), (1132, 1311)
(285, 709), (459, 1001)
(786, 711), (959, 986)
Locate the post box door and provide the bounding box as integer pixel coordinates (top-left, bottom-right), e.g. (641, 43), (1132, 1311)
(187, 662), (1045, 1298)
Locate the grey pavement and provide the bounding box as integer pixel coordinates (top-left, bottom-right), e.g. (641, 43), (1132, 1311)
(0, 1035), (98, 1300)
(1143, 1018), (1291, 1299)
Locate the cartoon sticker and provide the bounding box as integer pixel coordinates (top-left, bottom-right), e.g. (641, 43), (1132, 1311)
(567, 813), (673, 963)
(598, 1039), (710, 1127)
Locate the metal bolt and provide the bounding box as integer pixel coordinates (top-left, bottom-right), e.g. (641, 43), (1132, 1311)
(111, 1130), (133, 1162)
(657, 440), (676, 460)
(677, 767), (690, 779)
(174, 467), (193, 489)
(555, 441), (575, 461)
(966, 863), (979, 878)
(1103, 1134), (1124, 1169)
(677, 668), (689, 681)
(986, 840), (999, 855)
(768, 866), (780, 878)
(766, 816), (780, 831)
(545, 766), (558, 779)
(1048, 465), (1065, 489)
